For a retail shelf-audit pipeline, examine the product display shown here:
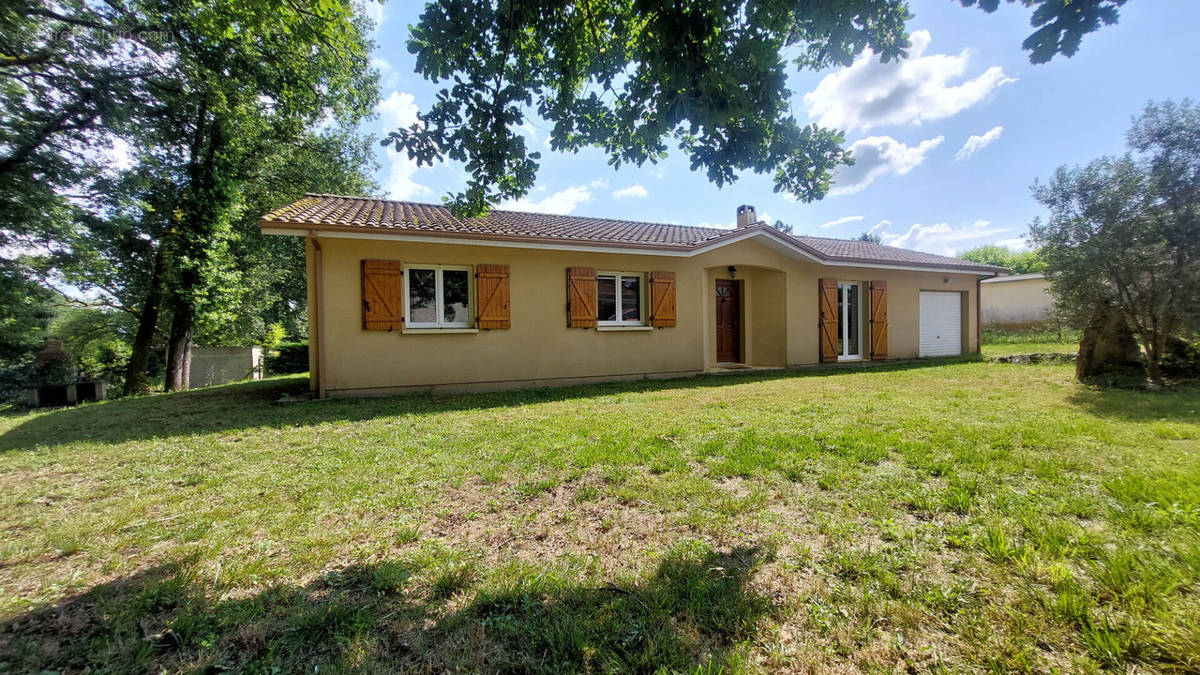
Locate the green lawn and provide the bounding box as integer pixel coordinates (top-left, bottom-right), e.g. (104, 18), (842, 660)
(1, 360), (1198, 672)
(981, 326), (1081, 357)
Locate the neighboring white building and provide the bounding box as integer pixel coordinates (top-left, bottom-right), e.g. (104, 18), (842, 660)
(980, 273), (1053, 326)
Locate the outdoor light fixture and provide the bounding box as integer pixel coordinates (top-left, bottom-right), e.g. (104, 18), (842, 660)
(728, 265), (737, 279)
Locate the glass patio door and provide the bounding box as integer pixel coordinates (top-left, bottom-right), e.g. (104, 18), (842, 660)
(837, 282), (862, 360)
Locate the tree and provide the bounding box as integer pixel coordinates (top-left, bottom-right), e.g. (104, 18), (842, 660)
(388, 0), (1127, 216)
(50, 306), (137, 384)
(1030, 100), (1200, 384)
(0, 259), (57, 399)
(10, 1), (379, 393)
(771, 220), (794, 235)
(0, 1), (161, 248)
(856, 231), (882, 244)
(957, 0), (1128, 64)
(0, 258), (55, 368)
(959, 245), (1046, 274)
(206, 128), (379, 346)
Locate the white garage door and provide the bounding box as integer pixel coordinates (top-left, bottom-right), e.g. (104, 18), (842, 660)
(919, 291), (962, 357)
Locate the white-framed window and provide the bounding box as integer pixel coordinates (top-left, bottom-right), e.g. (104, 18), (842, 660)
(405, 264), (473, 328)
(597, 271), (645, 326)
(837, 281), (863, 360)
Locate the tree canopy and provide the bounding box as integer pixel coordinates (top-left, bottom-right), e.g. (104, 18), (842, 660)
(1030, 99), (1199, 383)
(389, 0), (1130, 216)
(3, 0), (380, 393)
(959, 245), (1046, 275)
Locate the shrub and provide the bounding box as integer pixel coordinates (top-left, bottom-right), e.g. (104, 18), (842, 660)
(0, 363), (37, 402)
(266, 342), (308, 375)
(1162, 337), (1200, 377)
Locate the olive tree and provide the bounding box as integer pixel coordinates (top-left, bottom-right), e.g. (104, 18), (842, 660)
(1030, 100), (1200, 384)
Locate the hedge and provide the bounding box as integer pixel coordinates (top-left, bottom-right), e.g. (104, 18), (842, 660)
(265, 342), (308, 375)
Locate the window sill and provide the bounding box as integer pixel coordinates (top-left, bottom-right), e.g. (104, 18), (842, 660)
(401, 328), (479, 335)
(597, 325), (653, 332)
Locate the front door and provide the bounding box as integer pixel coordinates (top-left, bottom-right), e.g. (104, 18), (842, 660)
(716, 279), (740, 362)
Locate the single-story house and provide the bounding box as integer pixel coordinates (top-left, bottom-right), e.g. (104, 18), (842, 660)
(980, 273), (1054, 327)
(260, 195), (1003, 398)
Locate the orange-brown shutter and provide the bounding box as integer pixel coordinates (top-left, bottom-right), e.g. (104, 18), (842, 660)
(869, 281), (888, 359)
(475, 264), (511, 329)
(362, 260), (404, 331)
(818, 278), (838, 362)
(649, 271), (676, 327)
(566, 267), (597, 328)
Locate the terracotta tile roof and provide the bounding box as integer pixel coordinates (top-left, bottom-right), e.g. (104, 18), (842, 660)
(262, 194), (1003, 273)
(790, 235), (998, 270)
(262, 193), (725, 246)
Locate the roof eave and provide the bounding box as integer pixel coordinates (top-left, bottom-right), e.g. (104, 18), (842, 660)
(264, 220), (1006, 275)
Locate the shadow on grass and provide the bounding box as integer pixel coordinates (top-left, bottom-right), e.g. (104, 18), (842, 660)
(0, 357), (979, 451)
(1068, 382), (1200, 423)
(0, 544), (773, 673)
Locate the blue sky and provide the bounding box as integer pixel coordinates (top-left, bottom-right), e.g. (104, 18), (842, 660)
(364, 0), (1200, 256)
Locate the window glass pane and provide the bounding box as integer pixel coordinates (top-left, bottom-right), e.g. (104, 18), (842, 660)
(598, 275), (617, 322)
(621, 275), (641, 322)
(847, 283), (860, 356)
(409, 268), (437, 324)
(837, 282), (845, 355)
(442, 269), (470, 324)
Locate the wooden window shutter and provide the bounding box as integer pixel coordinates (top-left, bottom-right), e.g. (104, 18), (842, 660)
(362, 260), (404, 331)
(566, 267), (597, 328)
(869, 281), (888, 359)
(475, 264), (511, 329)
(648, 271), (676, 327)
(818, 278), (838, 362)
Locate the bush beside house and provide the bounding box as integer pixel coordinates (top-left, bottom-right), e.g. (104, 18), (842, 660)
(266, 342), (308, 375)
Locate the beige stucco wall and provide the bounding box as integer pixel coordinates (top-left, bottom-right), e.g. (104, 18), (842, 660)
(303, 235), (982, 396)
(980, 276), (1053, 326)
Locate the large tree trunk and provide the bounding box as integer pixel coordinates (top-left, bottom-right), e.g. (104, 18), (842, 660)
(164, 298), (195, 392)
(123, 244), (169, 395)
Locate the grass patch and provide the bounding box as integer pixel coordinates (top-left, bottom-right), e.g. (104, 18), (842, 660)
(982, 325), (1080, 357)
(1, 362), (1198, 671)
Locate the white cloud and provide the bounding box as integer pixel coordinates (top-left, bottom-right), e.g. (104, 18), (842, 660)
(612, 184), (649, 199)
(956, 125), (1004, 160)
(371, 57), (398, 90)
(503, 186), (592, 214)
(803, 30), (1015, 133)
(377, 92), (430, 200)
(588, 178), (609, 189)
(868, 219), (892, 236)
(830, 135), (943, 196)
(878, 219), (1012, 256)
(993, 237), (1030, 250)
(818, 215), (864, 229)
(378, 91), (420, 129)
(698, 220), (735, 230)
(383, 147), (430, 200)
